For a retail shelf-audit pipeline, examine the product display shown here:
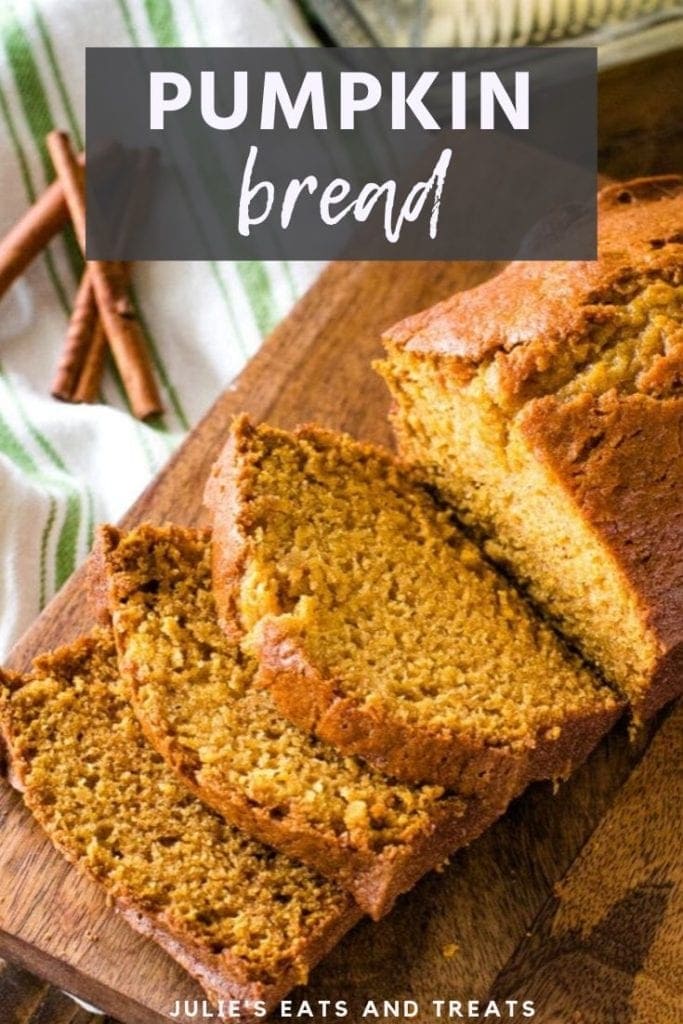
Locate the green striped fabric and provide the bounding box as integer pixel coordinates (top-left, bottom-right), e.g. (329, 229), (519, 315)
(0, 0), (321, 658)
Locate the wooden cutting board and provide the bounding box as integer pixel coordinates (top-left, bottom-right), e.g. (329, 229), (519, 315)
(0, 49), (682, 1024)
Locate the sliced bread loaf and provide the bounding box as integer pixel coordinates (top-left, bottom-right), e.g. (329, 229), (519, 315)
(379, 176), (683, 719)
(95, 522), (501, 919)
(205, 416), (621, 795)
(0, 631), (360, 1014)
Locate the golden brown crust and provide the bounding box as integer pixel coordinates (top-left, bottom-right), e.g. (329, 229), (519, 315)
(87, 524), (119, 625)
(253, 618), (621, 795)
(178, 748), (500, 919)
(0, 668), (24, 789)
(114, 902), (284, 1013)
(253, 618), (528, 799)
(204, 414), (256, 639)
(131, 710), (496, 919)
(0, 637), (362, 1014)
(520, 392), (683, 718)
(381, 175), (683, 720)
(96, 521), (501, 919)
(115, 899), (358, 1016)
(207, 416), (621, 796)
(386, 176), (683, 383)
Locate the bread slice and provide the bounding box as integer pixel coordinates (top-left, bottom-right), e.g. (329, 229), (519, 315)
(205, 416), (621, 796)
(0, 631), (361, 1014)
(379, 176), (683, 720)
(94, 523), (502, 919)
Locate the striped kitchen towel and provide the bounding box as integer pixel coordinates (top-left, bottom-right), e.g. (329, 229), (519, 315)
(0, 0), (322, 658)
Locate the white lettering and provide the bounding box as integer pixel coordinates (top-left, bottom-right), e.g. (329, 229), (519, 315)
(339, 72), (382, 130)
(151, 68), (533, 134)
(319, 178), (353, 224)
(149, 72), (191, 130)
(427, 146), (451, 238)
(480, 71), (529, 129)
(451, 71), (467, 129)
(238, 145), (274, 236)
(200, 70), (248, 129)
(391, 71), (439, 129)
(484, 1000), (502, 1017)
(261, 71), (327, 130)
(281, 176), (318, 228)
(238, 146), (450, 244)
(361, 1002), (420, 1019)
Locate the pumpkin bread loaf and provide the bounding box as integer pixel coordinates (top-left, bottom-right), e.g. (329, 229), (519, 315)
(205, 416), (621, 796)
(94, 522), (502, 919)
(379, 176), (683, 720)
(0, 632), (361, 1013)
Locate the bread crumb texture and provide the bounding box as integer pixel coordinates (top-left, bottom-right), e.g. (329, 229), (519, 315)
(216, 420), (616, 753)
(103, 523), (460, 854)
(0, 632), (356, 990)
(380, 176), (683, 710)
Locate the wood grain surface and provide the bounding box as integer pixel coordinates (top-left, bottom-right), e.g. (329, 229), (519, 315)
(490, 702), (682, 1024)
(0, 958), (110, 1024)
(0, 48), (681, 1024)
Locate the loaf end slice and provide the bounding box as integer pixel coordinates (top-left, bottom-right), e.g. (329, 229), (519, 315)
(0, 631), (361, 1014)
(205, 416), (621, 795)
(95, 522), (503, 918)
(379, 175), (683, 720)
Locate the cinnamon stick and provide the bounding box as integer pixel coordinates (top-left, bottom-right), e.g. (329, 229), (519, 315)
(51, 271), (97, 401)
(0, 155), (83, 300)
(46, 131), (163, 420)
(54, 261), (132, 404)
(73, 320), (108, 403)
(73, 260), (131, 404)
